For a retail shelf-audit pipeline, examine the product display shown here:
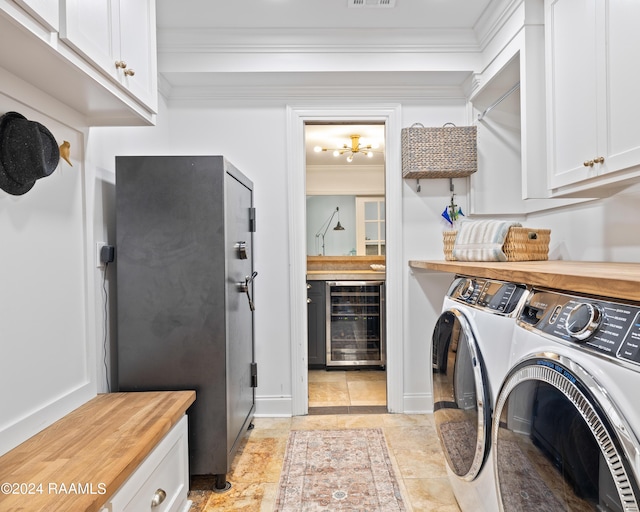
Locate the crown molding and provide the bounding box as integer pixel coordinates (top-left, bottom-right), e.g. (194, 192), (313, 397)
(162, 83), (469, 105)
(158, 27), (481, 54)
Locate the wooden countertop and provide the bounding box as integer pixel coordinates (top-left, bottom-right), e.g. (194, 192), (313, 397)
(0, 391), (196, 512)
(409, 260), (640, 302)
(307, 270), (385, 281)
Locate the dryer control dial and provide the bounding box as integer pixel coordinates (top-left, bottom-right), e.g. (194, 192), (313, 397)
(565, 303), (604, 341)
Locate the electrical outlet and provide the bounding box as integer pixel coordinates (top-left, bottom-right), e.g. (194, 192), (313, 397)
(96, 242), (107, 268)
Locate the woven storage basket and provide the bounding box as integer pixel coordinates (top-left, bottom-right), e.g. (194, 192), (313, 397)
(443, 227), (550, 262)
(402, 123), (477, 179)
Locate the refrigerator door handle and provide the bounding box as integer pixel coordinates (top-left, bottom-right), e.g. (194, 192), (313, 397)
(237, 271), (258, 311)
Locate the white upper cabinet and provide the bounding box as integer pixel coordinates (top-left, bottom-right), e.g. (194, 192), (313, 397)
(60, 0), (157, 112)
(0, 0), (156, 125)
(546, 0), (640, 194)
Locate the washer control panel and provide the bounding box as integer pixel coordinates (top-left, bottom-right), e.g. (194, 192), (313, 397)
(519, 289), (640, 367)
(448, 276), (527, 315)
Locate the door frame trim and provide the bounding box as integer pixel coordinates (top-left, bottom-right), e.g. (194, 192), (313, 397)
(286, 103), (403, 415)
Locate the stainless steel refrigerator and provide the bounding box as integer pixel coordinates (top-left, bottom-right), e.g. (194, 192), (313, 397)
(115, 156), (257, 490)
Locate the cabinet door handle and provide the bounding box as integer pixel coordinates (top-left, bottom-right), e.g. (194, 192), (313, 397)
(115, 60), (127, 69)
(583, 160), (594, 167)
(594, 156), (605, 164)
(307, 298), (312, 304)
(124, 68), (135, 77)
(151, 488), (167, 507)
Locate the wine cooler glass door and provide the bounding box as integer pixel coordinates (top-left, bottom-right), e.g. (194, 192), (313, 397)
(326, 281), (385, 367)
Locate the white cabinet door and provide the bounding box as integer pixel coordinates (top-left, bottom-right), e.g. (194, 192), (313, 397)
(603, 0), (640, 177)
(546, 0), (640, 192)
(59, 0), (157, 111)
(59, 0), (120, 82)
(118, 0), (157, 110)
(546, 0), (599, 189)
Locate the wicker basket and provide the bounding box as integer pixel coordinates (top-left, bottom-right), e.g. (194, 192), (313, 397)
(402, 123), (477, 179)
(443, 227), (550, 262)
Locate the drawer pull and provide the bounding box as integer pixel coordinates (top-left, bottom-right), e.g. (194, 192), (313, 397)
(151, 488), (167, 507)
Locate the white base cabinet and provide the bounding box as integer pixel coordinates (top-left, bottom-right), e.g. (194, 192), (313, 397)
(100, 416), (191, 512)
(546, 0), (640, 195)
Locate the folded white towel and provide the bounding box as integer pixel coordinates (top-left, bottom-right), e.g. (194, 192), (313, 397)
(452, 220), (521, 261)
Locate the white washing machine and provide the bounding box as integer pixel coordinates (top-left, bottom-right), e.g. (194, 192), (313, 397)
(493, 287), (640, 511)
(432, 275), (530, 512)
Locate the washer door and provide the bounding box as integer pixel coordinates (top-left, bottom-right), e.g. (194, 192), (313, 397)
(493, 355), (640, 511)
(432, 309), (491, 481)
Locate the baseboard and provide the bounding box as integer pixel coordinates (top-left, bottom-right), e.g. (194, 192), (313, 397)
(254, 393), (433, 416)
(255, 395), (293, 417)
(403, 392), (433, 414)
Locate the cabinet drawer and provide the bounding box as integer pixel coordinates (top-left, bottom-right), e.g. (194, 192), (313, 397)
(108, 415), (189, 512)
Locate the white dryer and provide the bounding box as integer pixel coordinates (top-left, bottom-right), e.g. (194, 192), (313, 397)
(432, 275), (529, 512)
(493, 287), (640, 511)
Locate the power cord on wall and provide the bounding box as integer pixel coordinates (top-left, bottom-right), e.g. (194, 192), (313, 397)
(102, 261), (111, 392)
(99, 245), (115, 393)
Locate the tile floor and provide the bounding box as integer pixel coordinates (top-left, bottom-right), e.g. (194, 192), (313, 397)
(308, 369), (387, 412)
(188, 370), (461, 511)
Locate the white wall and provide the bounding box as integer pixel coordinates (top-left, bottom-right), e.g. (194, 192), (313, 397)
(527, 182), (640, 263)
(0, 73), (98, 455)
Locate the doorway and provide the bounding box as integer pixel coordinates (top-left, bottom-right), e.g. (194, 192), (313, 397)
(305, 122), (387, 413)
(285, 104), (403, 416)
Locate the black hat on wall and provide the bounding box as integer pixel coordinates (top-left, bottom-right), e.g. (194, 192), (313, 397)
(0, 111), (60, 196)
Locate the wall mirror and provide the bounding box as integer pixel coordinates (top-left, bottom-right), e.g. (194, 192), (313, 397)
(305, 123), (386, 257)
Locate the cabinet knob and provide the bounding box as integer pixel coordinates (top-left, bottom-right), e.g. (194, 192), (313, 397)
(594, 156), (605, 164)
(307, 298), (312, 304)
(115, 60), (127, 69)
(307, 284), (312, 289)
(124, 68), (136, 77)
(151, 488), (167, 507)
(583, 160), (594, 167)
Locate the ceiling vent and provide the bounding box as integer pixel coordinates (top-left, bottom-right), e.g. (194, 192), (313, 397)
(348, 0), (396, 8)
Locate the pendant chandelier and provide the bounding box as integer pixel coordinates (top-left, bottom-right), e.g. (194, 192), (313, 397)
(313, 134), (380, 163)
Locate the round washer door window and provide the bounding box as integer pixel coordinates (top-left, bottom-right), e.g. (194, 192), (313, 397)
(493, 355), (640, 511)
(432, 309), (491, 481)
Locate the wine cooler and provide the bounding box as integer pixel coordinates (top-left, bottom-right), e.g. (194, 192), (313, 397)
(325, 281), (385, 367)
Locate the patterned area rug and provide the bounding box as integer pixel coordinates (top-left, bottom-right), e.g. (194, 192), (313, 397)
(275, 428), (406, 511)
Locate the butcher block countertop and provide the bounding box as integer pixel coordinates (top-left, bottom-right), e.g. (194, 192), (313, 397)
(307, 270), (385, 280)
(307, 255), (386, 281)
(0, 391), (196, 512)
(409, 260), (640, 302)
